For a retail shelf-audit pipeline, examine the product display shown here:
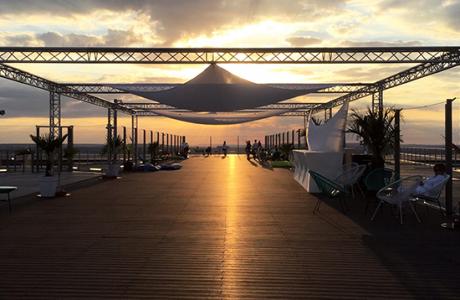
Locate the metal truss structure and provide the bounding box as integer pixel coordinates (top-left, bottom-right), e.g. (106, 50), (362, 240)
(315, 51), (460, 113)
(0, 47), (459, 125)
(0, 64), (133, 113)
(49, 90), (61, 138)
(63, 83), (370, 94)
(0, 47), (459, 64)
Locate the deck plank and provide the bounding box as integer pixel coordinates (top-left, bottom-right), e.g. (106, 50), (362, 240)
(1, 155), (459, 299)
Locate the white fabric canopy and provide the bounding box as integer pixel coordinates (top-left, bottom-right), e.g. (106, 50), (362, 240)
(307, 102), (349, 152)
(112, 64), (328, 112)
(151, 109), (289, 125)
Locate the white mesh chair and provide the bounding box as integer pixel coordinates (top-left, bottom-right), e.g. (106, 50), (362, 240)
(411, 175), (450, 216)
(335, 164), (367, 200)
(371, 175), (423, 224)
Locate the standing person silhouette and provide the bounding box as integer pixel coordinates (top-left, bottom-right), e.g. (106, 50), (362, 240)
(222, 141), (228, 158)
(245, 140), (252, 160)
(252, 139), (259, 160)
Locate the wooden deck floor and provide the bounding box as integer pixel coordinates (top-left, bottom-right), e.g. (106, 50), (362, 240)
(1, 155), (459, 299)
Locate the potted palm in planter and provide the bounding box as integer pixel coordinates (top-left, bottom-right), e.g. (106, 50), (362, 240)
(347, 107), (398, 168)
(102, 135), (123, 177)
(30, 133), (68, 197)
(149, 141), (160, 163)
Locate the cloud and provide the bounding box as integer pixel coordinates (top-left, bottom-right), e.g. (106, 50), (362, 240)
(286, 36), (322, 46)
(0, 0), (349, 45)
(0, 81), (107, 118)
(341, 40), (422, 47)
(377, 0), (460, 33)
(3, 28), (145, 47)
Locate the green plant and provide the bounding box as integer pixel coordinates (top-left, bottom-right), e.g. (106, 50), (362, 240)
(347, 107), (399, 168)
(64, 146), (79, 171)
(101, 135), (123, 162)
(30, 133), (68, 176)
(279, 143), (294, 161)
(311, 116), (323, 125)
(148, 141), (160, 162)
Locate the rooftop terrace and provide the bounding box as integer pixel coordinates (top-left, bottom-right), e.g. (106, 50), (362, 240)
(1, 155), (459, 298)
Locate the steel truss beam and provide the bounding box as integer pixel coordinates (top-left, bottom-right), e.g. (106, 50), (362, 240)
(49, 90), (60, 138)
(318, 51), (460, 112)
(0, 64), (133, 114)
(63, 83), (370, 94)
(0, 47), (459, 64)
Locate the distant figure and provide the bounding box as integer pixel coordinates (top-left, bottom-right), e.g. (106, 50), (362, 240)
(222, 141), (228, 158)
(415, 163), (448, 196)
(205, 146), (212, 157)
(252, 140), (259, 160)
(257, 140), (262, 160)
(183, 142), (189, 158)
(245, 141), (252, 160)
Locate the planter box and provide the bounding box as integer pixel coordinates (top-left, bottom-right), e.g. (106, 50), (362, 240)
(105, 164), (120, 177)
(39, 176), (58, 198)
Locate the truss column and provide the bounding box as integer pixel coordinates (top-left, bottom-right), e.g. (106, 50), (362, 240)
(122, 126), (127, 163)
(113, 101), (119, 139)
(49, 90), (61, 139)
(107, 108), (114, 165)
(131, 114), (138, 165)
(150, 130), (153, 162)
(372, 87), (384, 115)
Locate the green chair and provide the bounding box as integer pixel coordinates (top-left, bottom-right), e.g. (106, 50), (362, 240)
(364, 168), (394, 212)
(309, 170), (349, 214)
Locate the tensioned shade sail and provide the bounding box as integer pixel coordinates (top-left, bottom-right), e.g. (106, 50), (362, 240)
(112, 64), (328, 112)
(151, 109), (289, 125)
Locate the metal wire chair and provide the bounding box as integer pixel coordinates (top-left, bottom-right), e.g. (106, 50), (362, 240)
(371, 175), (423, 224)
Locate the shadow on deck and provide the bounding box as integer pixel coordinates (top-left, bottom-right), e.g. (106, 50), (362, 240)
(0, 155), (459, 299)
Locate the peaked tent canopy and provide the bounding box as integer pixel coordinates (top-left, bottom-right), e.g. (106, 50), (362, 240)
(151, 109), (289, 125)
(112, 64), (329, 112)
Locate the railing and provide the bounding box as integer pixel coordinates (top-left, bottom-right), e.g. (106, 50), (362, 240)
(0, 148), (183, 173)
(399, 147), (458, 165)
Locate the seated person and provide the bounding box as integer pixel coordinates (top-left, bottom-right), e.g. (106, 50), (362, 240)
(415, 163), (448, 197)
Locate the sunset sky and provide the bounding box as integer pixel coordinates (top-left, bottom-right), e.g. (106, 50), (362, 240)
(0, 0), (460, 146)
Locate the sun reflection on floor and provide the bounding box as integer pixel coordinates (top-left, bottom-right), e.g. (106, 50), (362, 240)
(223, 154), (240, 297)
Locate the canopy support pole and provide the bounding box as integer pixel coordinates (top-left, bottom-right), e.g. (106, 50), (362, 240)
(394, 109), (401, 181)
(445, 98), (455, 216)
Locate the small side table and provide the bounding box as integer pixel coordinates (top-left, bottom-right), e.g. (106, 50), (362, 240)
(0, 186), (18, 213)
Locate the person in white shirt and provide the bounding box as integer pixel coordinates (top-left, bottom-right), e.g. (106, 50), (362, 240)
(415, 164), (447, 196)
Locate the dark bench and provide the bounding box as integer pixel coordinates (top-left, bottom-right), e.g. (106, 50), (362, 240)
(0, 186), (17, 213)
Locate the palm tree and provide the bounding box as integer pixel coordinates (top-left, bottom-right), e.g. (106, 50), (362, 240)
(30, 133), (68, 176)
(148, 141), (160, 163)
(279, 143), (294, 161)
(101, 135), (123, 162)
(347, 107), (399, 168)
